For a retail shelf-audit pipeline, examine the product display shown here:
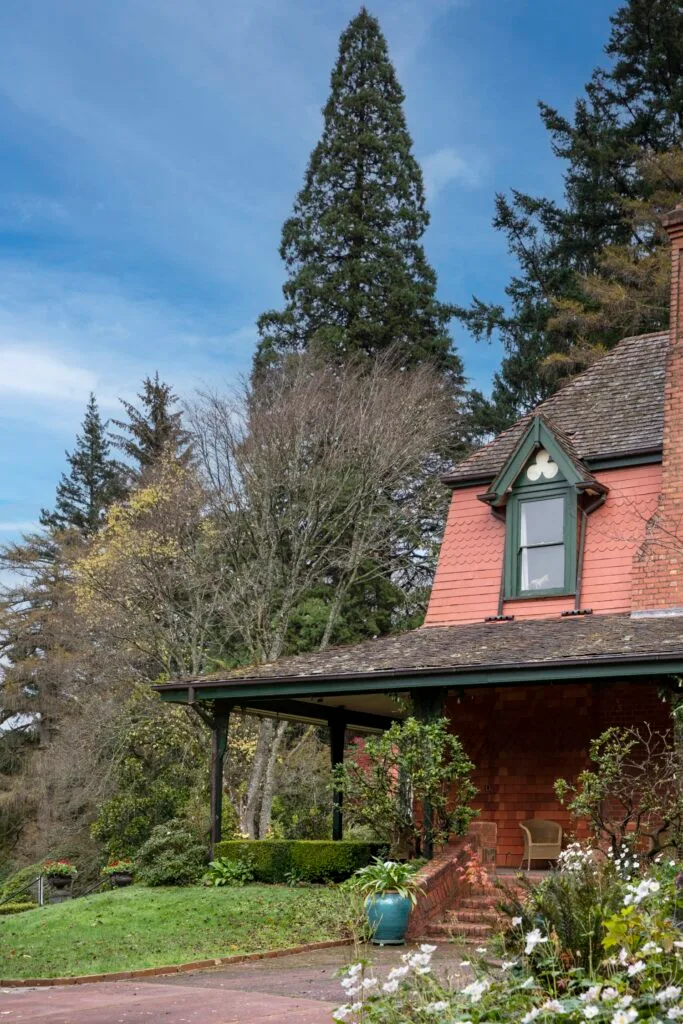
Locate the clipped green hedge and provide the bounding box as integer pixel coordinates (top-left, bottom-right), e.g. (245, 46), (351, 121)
(213, 840), (388, 883)
(0, 901), (36, 916)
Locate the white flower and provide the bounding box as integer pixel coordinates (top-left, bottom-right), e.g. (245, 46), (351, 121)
(461, 979), (490, 1003)
(425, 1002), (450, 1014)
(350, 1006), (362, 1014)
(501, 960), (518, 971)
(611, 1010), (638, 1024)
(382, 979), (399, 994)
(542, 999), (565, 1013)
(415, 966), (432, 975)
(624, 879), (660, 907)
(674, 941), (683, 949)
(601, 989), (618, 1003)
(627, 961), (646, 977)
(618, 997), (634, 1009)
(512, 916), (523, 927)
(460, 960), (471, 967)
(522, 1009), (541, 1024)
(407, 952), (431, 969)
(348, 963), (363, 977)
(656, 987), (682, 1005)
(667, 1010), (683, 1020)
(361, 977), (378, 990)
(333, 1007), (352, 1022)
(387, 965), (410, 981)
(584, 1006), (600, 1019)
(475, 946), (488, 953)
(341, 976), (361, 992)
(420, 943), (437, 954)
(641, 942), (663, 955)
(618, 949), (629, 966)
(524, 928), (549, 956)
(521, 978), (535, 989)
(582, 986), (602, 1003)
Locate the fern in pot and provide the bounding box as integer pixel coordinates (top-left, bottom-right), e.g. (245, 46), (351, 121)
(348, 859), (423, 945)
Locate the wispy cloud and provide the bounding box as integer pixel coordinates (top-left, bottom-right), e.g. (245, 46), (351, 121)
(0, 520), (39, 533)
(0, 347), (98, 404)
(421, 147), (482, 202)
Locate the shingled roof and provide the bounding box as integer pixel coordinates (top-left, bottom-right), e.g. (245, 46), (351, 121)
(158, 613), (683, 692)
(445, 331), (668, 484)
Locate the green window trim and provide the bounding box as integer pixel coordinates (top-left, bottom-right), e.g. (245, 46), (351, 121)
(503, 481), (578, 600)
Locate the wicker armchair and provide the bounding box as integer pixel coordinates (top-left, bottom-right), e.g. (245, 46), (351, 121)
(519, 819), (562, 871)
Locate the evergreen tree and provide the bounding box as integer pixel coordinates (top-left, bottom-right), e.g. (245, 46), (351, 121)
(110, 373), (192, 477)
(254, 8), (463, 388)
(40, 394), (124, 536)
(460, 0), (683, 438)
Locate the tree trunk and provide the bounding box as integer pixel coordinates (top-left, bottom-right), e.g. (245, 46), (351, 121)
(258, 721), (288, 839)
(241, 719), (273, 838)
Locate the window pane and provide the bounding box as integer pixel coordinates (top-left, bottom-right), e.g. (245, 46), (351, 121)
(520, 497), (564, 546)
(521, 544), (565, 591)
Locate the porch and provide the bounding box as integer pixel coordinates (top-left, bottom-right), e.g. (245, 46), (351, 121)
(154, 612), (682, 867)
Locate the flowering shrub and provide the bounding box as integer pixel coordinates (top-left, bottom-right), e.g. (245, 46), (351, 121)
(43, 859), (78, 879)
(332, 858), (683, 1022)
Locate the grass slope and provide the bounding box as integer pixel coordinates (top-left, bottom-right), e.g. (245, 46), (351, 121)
(0, 884), (347, 980)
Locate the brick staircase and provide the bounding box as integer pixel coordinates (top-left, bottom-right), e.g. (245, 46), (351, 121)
(419, 869), (548, 945)
(422, 887), (501, 943)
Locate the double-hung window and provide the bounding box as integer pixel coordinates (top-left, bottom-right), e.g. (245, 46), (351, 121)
(504, 453), (577, 599)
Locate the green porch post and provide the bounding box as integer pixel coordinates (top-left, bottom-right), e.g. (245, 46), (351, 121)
(210, 706), (230, 855)
(330, 716), (346, 841)
(412, 688), (445, 861)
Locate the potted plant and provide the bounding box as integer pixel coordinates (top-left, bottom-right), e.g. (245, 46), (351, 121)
(101, 858), (134, 888)
(43, 859), (78, 890)
(350, 858), (423, 945)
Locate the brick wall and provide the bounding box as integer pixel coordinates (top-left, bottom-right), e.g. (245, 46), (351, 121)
(445, 681), (670, 866)
(633, 207), (683, 613)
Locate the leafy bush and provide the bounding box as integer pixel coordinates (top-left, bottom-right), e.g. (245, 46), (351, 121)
(333, 717), (477, 857)
(202, 856), (254, 887)
(135, 820), (207, 886)
(0, 901), (36, 916)
(345, 858), (423, 903)
(499, 849), (624, 974)
(0, 862), (44, 904)
(213, 840), (388, 883)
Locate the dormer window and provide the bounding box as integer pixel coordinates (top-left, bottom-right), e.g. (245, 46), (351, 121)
(503, 450), (577, 599)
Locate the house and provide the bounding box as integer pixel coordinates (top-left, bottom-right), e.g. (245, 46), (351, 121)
(154, 207), (683, 872)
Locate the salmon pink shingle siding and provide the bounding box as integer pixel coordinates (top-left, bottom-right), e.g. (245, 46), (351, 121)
(424, 463), (662, 626)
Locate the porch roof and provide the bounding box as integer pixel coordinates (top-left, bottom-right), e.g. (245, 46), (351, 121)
(153, 612), (683, 707)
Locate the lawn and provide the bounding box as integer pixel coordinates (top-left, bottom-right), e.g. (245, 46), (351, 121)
(0, 884), (349, 980)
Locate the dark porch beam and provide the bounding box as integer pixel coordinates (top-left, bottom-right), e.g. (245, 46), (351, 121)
(238, 698), (397, 733)
(209, 707), (231, 855)
(329, 717), (346, 841)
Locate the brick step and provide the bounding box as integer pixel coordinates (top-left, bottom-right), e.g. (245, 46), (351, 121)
(443, 908), (499, 925)
(457, 896), (498, 910)
(425, 920), (494, 939)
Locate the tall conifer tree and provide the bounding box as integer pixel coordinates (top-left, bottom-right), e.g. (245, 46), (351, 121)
(255, 8), (463, 388)
(460, 0), (683, 439)
(40, 394), (124, 536)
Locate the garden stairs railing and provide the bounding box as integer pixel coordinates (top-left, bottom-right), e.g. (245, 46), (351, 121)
(0, 875), (109, 909)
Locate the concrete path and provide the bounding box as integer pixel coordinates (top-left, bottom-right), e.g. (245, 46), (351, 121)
(0, 945), (470, 1023)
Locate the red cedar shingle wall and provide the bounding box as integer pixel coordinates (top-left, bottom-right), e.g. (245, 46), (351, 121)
(446, 681), (670, 865)
(425, 464), (662, 626)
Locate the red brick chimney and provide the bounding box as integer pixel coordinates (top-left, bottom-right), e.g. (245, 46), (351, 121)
(632, 205), (683, 616)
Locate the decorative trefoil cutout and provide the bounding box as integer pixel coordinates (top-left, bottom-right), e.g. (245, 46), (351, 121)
(526, 449), (559, 482)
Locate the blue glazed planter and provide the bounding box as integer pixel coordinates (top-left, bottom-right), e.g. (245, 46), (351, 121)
(365, 892), (412, 945)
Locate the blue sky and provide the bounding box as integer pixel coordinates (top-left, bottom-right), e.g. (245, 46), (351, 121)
(0, 0), (618, 540)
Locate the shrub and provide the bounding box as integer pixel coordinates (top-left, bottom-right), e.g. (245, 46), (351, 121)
(0, 901), (36, 916)
(213, 840), (388, 883)
(0, 862), (44, 904)
(135, 820), (207, 886)
(202, 856), (255, 887)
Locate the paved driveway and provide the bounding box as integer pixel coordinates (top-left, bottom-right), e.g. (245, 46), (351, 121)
(0, 945), (469, 1023)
